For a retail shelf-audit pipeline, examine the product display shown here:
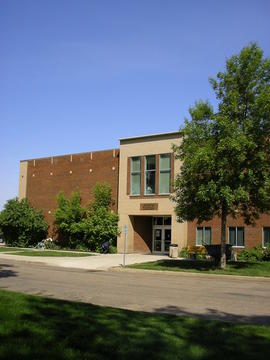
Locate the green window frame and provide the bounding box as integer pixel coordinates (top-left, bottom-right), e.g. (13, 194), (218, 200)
(130, 157), (141, 195)
(159, 154), (171, 194)
(145, 155), (156, 195)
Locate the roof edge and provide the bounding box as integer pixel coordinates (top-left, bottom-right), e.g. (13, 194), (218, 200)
(20, 148), (119, 162)
(120, 131), (182, 143)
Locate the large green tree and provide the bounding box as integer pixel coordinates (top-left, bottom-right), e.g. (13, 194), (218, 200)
(53, 183), (119, 251)
(82, 182), (119, 251)
(173, 43), (270, 268)
(0, 198), (48, 247)
(53, 191), (86, 248)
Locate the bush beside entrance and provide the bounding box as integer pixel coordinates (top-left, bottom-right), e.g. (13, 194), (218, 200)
(53, 183), (119, 252)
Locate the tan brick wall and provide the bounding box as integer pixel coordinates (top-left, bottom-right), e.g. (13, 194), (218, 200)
(25, 149), (119, 234)
(117, 133), (187, 253)
(187, 213), (270, 248)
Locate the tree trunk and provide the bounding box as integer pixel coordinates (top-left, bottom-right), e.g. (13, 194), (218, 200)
(220, 206), (227, 269)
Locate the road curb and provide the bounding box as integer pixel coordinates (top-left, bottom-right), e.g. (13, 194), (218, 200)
(112, 266), (270, 281)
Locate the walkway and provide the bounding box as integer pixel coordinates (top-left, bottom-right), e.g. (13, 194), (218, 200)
(0, 252), (167, 270)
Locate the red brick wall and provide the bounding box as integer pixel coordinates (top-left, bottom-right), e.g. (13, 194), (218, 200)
(187, 213), (270, 248)
(25, 149), (119, 234)
(133, 216), (152, 253)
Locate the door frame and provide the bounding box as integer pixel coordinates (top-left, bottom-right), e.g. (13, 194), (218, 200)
(152, 224), (171, 254)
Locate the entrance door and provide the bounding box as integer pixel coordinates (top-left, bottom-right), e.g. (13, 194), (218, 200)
(153, 228), (162, 252)
(152, 217), (171, 254)
(164, 227), (171, 252)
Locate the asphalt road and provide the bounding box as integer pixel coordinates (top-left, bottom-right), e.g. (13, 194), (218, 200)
(1, 259), (270, 324)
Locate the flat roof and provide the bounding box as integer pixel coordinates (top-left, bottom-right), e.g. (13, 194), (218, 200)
(20, 148), (119, 162)
(119, 131), (181, 143)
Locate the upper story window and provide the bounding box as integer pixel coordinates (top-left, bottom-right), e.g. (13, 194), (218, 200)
(229, 227), (245, 247)
(145, 155), (156, 195)
(159, 154), (171, 194)
(263, 227), (270, 248)
(130, 157), (141, 195)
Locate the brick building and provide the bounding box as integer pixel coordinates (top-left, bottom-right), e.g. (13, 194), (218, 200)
(19, 149), (119, 235)
(18, 131), (270, 253)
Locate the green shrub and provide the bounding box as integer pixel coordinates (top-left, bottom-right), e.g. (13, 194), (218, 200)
(0, 198), (48, 247)
(75, 244), (89, 252)
(179, 246), (209, 259)
(82, 183), (119, 252)
(53, 192), (86, 248)
(179, 247), (189, 258)
(44, 240), (60, 250)
(238, 246), (264, 262)
(109, 245), (118, 254)
(262, 244), (270, 261)
(82, 207), (119, 252)
(92, 182), (114, 210)
(53, 183), (119, 252)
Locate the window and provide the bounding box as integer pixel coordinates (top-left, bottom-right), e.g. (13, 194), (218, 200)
(196, 227), (211, 245)
(153, 217), (172, 226)
(263, 227), (270, 248)
(145, 155), (156, 195)
(130, 157), (141, 195)
(159, 154), (171, 194)
(229, 227), (245, 247)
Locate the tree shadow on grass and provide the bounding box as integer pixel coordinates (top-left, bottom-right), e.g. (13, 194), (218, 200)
(153, 305), (270, 325)
(152, 260), (262, 271)
(0, 291), (270, 360)
(0, 263), (17, 278)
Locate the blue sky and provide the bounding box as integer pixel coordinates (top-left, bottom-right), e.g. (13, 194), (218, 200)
(1, 0), (270, 209)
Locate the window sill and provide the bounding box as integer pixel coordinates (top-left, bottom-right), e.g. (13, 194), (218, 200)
(129, 194), (170, 199)
(195, 244), (211, 247)
(231, 246), (245, 248)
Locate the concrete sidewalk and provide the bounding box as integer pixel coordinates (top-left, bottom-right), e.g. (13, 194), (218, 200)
(0, 252), (168, 270)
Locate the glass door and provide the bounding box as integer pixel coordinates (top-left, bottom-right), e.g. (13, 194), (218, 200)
(153, 228), (162, 252)
(164, 228), (171, 253)
(152, 217), (172, 254)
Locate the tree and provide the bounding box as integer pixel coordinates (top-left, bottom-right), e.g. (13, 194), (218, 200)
(53, 184), (119, 251)
(82, 183), (119, 251)
(173, 43), (270, 268)
(92, 182), (114, 210)
(53, 191), (86, 248)
(0, 198), (48, 247)
(82, 207), (119, 251)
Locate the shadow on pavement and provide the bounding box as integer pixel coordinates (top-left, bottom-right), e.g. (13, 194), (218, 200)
(0, 263), (17, 279)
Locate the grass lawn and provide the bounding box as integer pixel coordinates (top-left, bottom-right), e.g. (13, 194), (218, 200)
(0, 246), (94, 257)
(0, 246), (22, 253)
(0, 289), (269, 360)
(5, 250), (93, 257)
(129, 259), (270, 277)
